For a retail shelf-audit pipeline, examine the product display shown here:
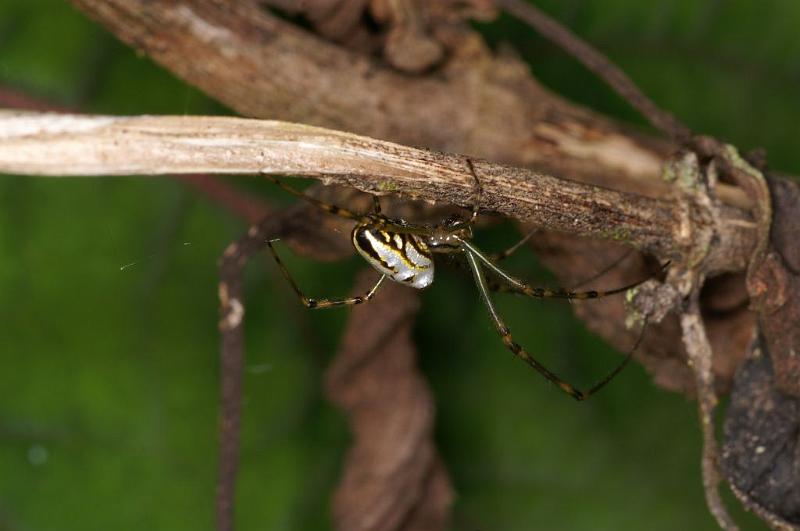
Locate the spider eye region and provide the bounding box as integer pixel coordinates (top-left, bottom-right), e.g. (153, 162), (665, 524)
(427, 226), (469, 248)
(351, 225), (434, 289)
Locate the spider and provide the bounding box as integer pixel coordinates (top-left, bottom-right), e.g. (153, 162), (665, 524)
(263, 160), (656, 401)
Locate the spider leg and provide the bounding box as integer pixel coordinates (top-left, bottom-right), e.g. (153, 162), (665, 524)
(267, 240), (386, 308)
(490, 230), (635, 288)
(569, 248), (636, 289)
(462, 239), (662, 300)
(446, 158), (483, 230)
(464, 247), (646, 401)
(489, 247), (637, 294)
(462, 159), (483, 226)
(262, 173), (369, 222)
(486, 279), (524, 294)
(490, 229), (535, 262)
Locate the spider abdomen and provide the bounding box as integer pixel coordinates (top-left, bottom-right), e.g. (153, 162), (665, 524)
(352, 225), (434, 289)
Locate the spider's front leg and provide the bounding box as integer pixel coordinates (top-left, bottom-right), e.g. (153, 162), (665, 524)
(267, 240), (386, 309)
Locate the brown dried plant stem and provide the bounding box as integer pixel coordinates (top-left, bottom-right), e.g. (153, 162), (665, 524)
(68, 0), (735, 203)
(0, 112), (756, 276)
(680, 292), (739, 531)
(0, 87), (271, 224)
(216, 204), (315, 531)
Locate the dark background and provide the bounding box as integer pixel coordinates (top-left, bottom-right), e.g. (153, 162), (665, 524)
(1, 1), (798, 529)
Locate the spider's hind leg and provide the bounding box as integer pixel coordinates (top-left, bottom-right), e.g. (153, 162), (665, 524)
(267, 240), (386, 309)
(464, 246), (646, 401)
(490, 229), (536, 262)
(464, 239), (662, 300)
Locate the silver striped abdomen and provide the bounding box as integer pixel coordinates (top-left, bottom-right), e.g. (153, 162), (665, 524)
(352, 225), (434, 289)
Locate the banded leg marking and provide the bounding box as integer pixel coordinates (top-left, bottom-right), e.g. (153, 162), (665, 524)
(464, 247), (645, 401)
(462, 239), (657, 300)
(267, 240), (386, 309)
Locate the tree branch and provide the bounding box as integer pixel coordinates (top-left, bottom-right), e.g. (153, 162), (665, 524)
(0, 111), (755, 275)
(0, 85), (273, 224)
(68, 0), (754, 209)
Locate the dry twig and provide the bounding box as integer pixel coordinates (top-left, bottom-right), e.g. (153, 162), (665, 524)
(0, 87), (272, 224)
(0, 112), (756, 275)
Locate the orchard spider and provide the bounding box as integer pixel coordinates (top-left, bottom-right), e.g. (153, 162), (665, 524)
(263, 160), (657, 401)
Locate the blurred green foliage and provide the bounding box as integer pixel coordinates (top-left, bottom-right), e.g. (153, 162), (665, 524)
(1, 0), (797, 529)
